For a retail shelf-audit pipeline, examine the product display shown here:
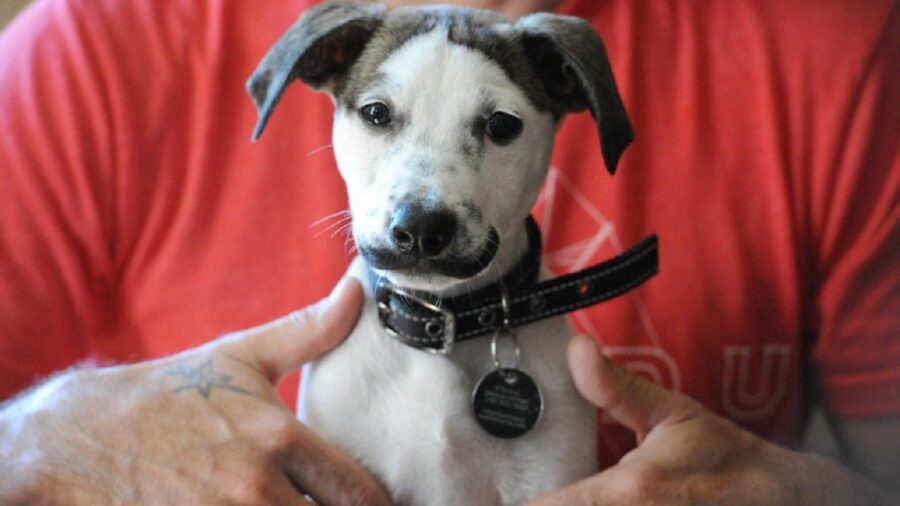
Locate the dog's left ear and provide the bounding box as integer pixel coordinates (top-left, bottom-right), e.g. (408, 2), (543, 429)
(247, 1), (386, 141)
(515, 13), (633, 174)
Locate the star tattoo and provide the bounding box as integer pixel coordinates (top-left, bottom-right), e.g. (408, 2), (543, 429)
(165, 359), (251, 399)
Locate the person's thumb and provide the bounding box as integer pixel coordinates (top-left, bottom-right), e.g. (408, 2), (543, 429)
(567, 334), (698, 442)
(219, 275), (364, 384)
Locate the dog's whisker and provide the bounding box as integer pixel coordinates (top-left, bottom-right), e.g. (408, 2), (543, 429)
(313, 217), (354, 239)
(455, 251), (489, 300)
(310, 209), (351, 227)
(306, 143), (333, 157)
(310, 210), (353, 239)
(315, 217), (352, 234)
(309, 209), (352, 229)
(325, 214), (353, 227)
(330, 222), (354, 239)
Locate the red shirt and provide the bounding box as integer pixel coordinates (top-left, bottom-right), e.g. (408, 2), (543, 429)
(1, 0), (898, 468)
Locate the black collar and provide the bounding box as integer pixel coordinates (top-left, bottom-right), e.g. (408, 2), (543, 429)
(371, 217), (658, 355)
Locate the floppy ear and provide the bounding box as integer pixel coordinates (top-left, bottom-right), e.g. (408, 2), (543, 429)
(246, 0), (385, 141)
(515, 13), (633, 174)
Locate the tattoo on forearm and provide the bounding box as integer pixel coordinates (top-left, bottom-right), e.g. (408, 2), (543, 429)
(165, 359), (250, 399)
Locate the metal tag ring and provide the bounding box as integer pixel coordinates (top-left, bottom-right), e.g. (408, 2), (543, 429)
(490, 329), (521, 372)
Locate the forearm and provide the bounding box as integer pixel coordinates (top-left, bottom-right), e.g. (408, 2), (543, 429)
(1, 377), (53, 504)
(0, 371), (92, 504)
(0, 414), (31, 505)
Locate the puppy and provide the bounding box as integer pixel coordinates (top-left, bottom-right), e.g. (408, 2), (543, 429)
(248, 2), (633, 504)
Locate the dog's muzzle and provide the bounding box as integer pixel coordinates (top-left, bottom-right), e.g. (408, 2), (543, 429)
(359, 203), (500, 279)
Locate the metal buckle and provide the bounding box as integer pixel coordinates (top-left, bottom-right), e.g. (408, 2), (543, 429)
(376, 282), (456, 356)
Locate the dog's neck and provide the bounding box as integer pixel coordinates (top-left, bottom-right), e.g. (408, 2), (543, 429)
(370, 219), (534, 298)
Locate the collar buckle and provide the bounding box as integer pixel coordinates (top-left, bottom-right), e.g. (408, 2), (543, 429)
(376, 282), (456, 355)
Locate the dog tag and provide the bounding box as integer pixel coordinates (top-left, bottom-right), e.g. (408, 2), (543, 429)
(472, 368), (543, 438)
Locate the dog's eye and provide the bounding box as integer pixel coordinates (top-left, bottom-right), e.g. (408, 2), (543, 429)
(486, 112), (523, 142)
(360, 103), (392, 127)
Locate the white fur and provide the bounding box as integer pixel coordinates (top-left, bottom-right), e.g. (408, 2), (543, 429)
(303, 28), (597, 506)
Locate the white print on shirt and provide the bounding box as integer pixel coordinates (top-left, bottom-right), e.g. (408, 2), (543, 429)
(722, 344), (793, 421)
(536, 167), (684, 440)
(537, 167), (664, 349)
(536, 165), (680, 391)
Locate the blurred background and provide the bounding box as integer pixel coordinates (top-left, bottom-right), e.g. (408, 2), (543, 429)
(1, 0), (31, 28)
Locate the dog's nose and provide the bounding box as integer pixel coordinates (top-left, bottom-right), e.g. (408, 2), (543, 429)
(390, 205), (457, 257)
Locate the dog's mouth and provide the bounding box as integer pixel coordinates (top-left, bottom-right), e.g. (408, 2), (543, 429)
(358, 228), (500, 279)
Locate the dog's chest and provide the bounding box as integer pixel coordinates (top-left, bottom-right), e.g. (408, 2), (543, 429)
(301, 292), (598, 506)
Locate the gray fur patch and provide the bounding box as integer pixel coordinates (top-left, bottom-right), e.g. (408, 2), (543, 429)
(460, 200), (484, 222)
(459, 125), (485, 168)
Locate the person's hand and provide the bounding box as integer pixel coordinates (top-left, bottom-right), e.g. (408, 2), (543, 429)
(0, 275), (392, 506)
(528, 335), (896, 506)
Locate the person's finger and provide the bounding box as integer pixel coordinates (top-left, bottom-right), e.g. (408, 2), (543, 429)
(567, 334), (696, 440)
(223, 274), (364, 383)
(259, 473), (317, 506)
(278, 422), (393, 506)
(526, 473), (612, 506)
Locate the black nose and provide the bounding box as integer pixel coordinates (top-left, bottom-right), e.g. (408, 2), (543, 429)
(390, 204), (457, 257)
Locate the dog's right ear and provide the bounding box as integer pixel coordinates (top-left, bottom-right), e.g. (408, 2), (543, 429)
(515, 13), (633, 174)
(247, 1), (385, 141)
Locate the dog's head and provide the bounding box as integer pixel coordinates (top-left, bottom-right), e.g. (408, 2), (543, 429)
(248, 1), (632, 291)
